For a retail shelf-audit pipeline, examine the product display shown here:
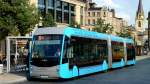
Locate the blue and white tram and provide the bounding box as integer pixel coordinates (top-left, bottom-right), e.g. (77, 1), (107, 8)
(26, 27), (136, 80)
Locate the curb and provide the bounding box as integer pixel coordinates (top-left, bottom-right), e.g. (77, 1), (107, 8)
(136, 56), (150, 61)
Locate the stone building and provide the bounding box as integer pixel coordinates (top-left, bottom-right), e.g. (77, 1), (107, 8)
(30, 0), (86, 27)
(134, 0), (145, 56)
(135, 0), (145, 32)
(83, 1), (128, 35)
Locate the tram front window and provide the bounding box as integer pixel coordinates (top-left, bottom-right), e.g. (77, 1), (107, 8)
(31, 35), (63, 67)
(32, 41), (61, 58)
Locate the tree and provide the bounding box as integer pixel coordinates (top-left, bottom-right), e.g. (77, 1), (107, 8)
(0, 16), (18, 40)
(93, 18), (114, 34)
(116, 27), (132, 38)
(14, 0), (39, 36)
(0, 0), (39, 39)
(42, 13), (56, 27)
(0, 0), (19, 40)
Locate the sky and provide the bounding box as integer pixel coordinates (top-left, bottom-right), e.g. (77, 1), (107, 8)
(93, 0), (150, 28)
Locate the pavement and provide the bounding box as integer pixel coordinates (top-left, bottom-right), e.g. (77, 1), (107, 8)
(0, 55), (150, 84)
(0, 72), (26, 84)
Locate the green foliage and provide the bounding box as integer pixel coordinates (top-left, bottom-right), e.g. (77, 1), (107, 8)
(93, 18), (114, 34)
(116, 27), (132, 38)
(69, 19), (81, 29)
(0, 16), (19, 40)
(0, 0), (39, 40)
(42, 13), (56, 27)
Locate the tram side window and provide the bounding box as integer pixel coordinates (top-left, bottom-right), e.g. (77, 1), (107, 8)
(69, 36), (108, 67)
(112, 41), (124, 62)
(127, 44), (135, 60)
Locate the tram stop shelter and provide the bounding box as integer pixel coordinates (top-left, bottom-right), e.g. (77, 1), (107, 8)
(6, 36), (31, 73)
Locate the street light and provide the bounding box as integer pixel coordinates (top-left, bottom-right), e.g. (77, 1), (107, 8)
(147, 11), (150, 51)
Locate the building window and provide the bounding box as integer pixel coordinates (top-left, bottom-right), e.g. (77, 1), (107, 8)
(38, 7), (45, 16)
(64, 12), (69, 23)
(92, 12), (95, 17)
(64, 2), (69, 11)
(103, 12), (106, 17)
(138, 21), (141, 27)
(88, 19), (90, 25)
(71, 13), (75, 22)
(71, 4), (75, 12)
(38, 0), (45, 6)
(48, 9), (54, 18)
(97, 12), (100, 17)
(56, 0), (62, 9)
(80, 16), (83, 25)
(80, 6), (83, 15)
(93, 19), (96, 25)
(48, 0), (54, 8)
(88, 12), (90, 16)
(56, 11), (62, 23)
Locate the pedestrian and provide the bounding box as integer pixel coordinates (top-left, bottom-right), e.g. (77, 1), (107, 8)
(2, 57), (6, 66)
(0, 60), (2, 64)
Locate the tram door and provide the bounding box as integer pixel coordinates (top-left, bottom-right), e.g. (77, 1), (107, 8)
(64, 37), (75, 70)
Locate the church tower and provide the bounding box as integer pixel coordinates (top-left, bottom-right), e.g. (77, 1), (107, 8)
(135, 0), (145, 32)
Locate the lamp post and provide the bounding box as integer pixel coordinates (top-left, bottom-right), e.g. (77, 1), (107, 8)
(147, 11), (150, 51)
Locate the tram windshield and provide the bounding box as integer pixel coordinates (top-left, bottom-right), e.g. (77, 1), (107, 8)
(31, 35), (63, 67)
(32, 35), (63, 58)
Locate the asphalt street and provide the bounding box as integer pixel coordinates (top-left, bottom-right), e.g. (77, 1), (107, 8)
(8, 57), (150, 84)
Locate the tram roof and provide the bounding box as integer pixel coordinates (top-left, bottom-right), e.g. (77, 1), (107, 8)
(33, 27), (134, 43)
(110, 35), (124, 43)
(125, 38), (134, 44)
(64, 27), (108, 40)
(65, 27), (134, 43)
(34, 27), (65, 35)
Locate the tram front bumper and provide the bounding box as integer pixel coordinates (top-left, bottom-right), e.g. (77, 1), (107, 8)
(30, 65), (59, 79)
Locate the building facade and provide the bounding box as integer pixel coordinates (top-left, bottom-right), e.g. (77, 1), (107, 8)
(84, 1), (128, 35)
(30, 0), (86, 26)
(135, 0), (145, 32)
(134, 0), (145, 56)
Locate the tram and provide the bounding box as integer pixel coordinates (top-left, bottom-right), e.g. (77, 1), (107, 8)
(26, 27), (135, 80)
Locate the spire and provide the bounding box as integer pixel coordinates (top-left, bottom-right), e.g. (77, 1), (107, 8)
(136, 0), (144, 19)
(137, 0), (144, 14)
